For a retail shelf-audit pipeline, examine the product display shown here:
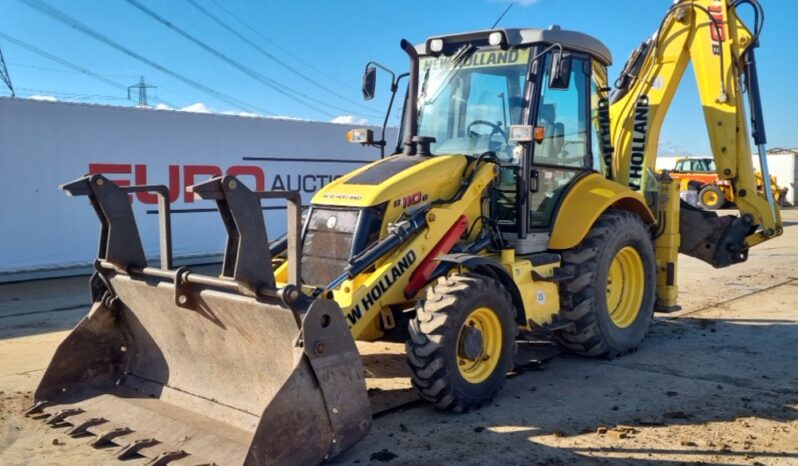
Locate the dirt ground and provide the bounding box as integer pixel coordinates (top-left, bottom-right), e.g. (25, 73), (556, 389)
(1, 210), (797, 465)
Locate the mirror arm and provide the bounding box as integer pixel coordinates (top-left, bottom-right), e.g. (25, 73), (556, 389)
(366, 61), (397, 83)
(361, 62), (406, 158)
(376, 73), (408, 159)
(530, 42), (563, 66)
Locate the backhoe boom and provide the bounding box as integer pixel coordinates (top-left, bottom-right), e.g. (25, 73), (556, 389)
(610, 0), (782, 261)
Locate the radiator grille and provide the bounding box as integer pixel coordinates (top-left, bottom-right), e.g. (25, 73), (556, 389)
(301, 208), (360, 286)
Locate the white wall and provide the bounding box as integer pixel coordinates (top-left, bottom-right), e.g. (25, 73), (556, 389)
(656, 156), (681, 171)
(753, 151), (797, 205)
(0, 98), (397, 281)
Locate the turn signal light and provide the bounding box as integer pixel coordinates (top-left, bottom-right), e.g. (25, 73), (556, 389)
(347, 128), (373, 144)
(534, 126), (546, 143)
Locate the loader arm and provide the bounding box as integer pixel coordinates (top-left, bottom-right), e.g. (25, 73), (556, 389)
(609, 0), (782, 261)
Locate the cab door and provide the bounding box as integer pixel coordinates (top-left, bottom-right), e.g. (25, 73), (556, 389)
(528, 53), (594, 232)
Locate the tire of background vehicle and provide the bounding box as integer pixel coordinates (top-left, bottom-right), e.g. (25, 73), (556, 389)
(406, 273), (518, 413)
(698, 185), (725, 210)
(553, 209), (656, 358)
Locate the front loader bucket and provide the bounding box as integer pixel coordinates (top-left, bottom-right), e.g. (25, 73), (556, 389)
(28, 174), (371, 465)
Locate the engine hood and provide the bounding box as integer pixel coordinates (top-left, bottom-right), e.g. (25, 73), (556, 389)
(312, 154), (469, 208)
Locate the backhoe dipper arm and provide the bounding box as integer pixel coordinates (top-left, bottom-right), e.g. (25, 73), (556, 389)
(609, 0), (782, 262)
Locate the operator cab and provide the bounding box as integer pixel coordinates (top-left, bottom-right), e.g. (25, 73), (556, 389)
(408, 27), (613, 254)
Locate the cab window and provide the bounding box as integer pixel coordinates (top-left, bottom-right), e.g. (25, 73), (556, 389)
(529, 53), (591, 230)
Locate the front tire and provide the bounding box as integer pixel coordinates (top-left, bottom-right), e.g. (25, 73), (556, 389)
(554, 209), (656, 358)
(406, 274), (517, 412)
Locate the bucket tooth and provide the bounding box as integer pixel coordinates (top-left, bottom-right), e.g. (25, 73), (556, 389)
(66, 416), (108, 437)
(144, 448), (190, 465)
(169, 460), (216, 466)
(116, 437), (160, 459)
(90, 425), (134, 447)
(25, 400), (50, 416)
(45, 408), (84, 425)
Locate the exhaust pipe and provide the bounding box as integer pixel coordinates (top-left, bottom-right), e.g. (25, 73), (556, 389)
(400, 39), (420, 156)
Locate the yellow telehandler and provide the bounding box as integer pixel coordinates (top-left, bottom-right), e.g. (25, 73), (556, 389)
(28, 0), (782, 464)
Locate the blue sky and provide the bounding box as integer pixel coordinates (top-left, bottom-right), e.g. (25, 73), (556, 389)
(1, 0), (796, 155)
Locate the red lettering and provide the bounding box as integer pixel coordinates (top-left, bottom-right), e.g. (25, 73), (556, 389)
(401, 191), (425, 207)
(708, 5), (726, 42)
(88, 163), (131, 187)
(134, 164), (181, 204)
(89, 162), (267, 204)
(89, 163), (132, 202)
(183, 165), (222, 202)
(227, 165), (265, 191)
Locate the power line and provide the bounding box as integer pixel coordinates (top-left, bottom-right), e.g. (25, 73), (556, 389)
(125, 0), (375, 118)
(16, 86), (130, 100)
(185, 0), (375, 114)
(207, 0), (351, 90)
(0, 31), (177, 107)
(124, 0), (330, 116)
(0, 40), (15, 96)
(7, 61), (139, 79)
(0, 32), (128, 91)
(18, 0), (273, 116)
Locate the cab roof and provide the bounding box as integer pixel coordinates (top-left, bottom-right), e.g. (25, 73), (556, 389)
(416, 26), (612, 66)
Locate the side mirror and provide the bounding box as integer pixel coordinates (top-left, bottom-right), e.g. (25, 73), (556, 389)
(362, 65), (377, 101)
(548, 51), (572, 90)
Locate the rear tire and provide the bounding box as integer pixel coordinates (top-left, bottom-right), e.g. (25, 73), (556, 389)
(554, 209), (656, 358)
(406, 274), (517, 412)
(698, 185), (725, 210)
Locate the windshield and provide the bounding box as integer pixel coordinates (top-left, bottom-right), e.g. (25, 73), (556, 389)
(416, 47), (531, 161)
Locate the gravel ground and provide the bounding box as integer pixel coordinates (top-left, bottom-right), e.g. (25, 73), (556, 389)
(1, 210), (797, 465)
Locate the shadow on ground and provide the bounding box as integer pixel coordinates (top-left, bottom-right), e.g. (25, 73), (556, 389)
(333, 312), (798, 465)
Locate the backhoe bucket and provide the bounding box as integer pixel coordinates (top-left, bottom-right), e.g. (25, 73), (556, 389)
(28, 174), (371, 465)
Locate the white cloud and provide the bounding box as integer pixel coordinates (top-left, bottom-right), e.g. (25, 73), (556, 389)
(222, 110), (261, 118)
(659, 139), (692, 157)
(179, 102), (211, 113)
(154, 103), (172, 110)
(28, 95), (58, 102)
(331, 115), (368, 125)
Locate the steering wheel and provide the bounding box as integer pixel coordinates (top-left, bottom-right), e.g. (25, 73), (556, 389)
(467, 120), (507, 141)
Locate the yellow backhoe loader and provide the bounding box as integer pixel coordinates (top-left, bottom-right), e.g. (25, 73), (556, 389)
(28, 0), (782, 464)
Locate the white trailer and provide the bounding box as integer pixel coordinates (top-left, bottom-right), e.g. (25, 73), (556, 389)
(0, 98), (395, 281)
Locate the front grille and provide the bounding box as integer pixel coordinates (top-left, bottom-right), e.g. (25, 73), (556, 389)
(301, 208), (360, 286)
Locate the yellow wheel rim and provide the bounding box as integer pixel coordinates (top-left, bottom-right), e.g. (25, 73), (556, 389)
(606, 246), (645, 329)
(456, 307), (502, 384)
(702, 190), (720, 206)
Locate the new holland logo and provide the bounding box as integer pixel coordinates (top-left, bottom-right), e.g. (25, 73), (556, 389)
(628, 95), (649, 191)
(345, 250), (417, 326)
(421, 49), (530, 71)
(597, 96), (614, 178)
